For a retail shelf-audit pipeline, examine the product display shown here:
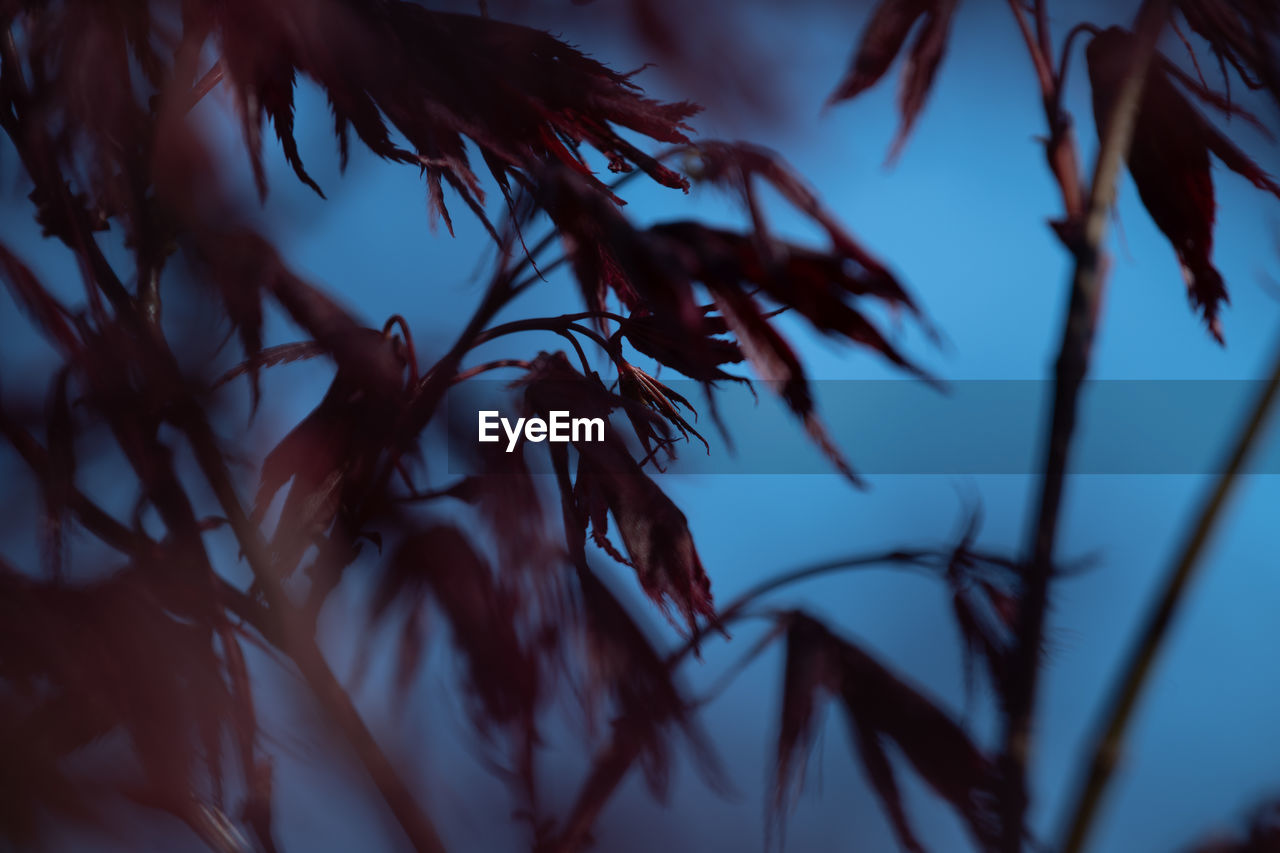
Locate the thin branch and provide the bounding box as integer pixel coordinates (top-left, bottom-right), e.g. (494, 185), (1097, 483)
(1058, 334), (1280, 853)
(175, 404), (448, 853)
(186, 60), (225, 113)
(666, 549), (939, 668)
(1008, 0), (1056, 97)
(546, 547), (963, 853)
(452, 358), (533, 383)
(998, 2), (1171, 850)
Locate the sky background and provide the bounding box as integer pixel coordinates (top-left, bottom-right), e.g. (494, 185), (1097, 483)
(5, 1), (1280, 851)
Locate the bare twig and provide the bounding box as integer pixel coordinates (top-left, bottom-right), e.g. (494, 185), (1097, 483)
(1058, 335), (1280, 853)
(998, 2), (1171, 849)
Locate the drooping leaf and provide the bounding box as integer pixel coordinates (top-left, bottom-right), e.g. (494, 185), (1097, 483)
(1179, 0), (1280, 109)
(680, 140), (924, 315)
(772, 612), (1000, 851)
(1088, 27), (1280, 343)
(517, 353), (719, 639)
(571, 562), (724, 798)
(380, 527), (539, 727)
(211, 0), (699, 223)
(827, 0), (960, 160)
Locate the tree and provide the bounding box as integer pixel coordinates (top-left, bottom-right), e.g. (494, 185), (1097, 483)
(1, 0), (1279, 851)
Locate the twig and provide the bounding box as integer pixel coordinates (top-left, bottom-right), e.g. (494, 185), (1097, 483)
(1057, 334), (1280, 853)
(998, 2), (1171, 850)
(666, 548), (939, 667)
(545, 547), (962, 853)
(177, 409), (450, 853)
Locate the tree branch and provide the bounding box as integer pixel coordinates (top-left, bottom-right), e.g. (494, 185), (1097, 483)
(1057, 335), (1280, 852)
(998, 2), (1171, 849)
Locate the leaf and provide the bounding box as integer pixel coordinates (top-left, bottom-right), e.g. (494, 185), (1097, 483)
(772, 612), (1000, 851)
(618, 307), (747, 386)
(574, 442), (717, 642)
(648, 219), (941, 484)
(516, 350), (677, 466)
(381, 527), (539, 728)
(213, 1), (699, 225)
(680, 141), (924, 316)
(571, 562), (724, 798)
(1179, 0), (1280, 109)
(0, 244), (80, 354)
(1088, 27), (1280, 343)
(0, 564), (239, 845)
(516, 353), (720, 640)
(210, 341), (330, 391)
(827, 0), (960, 161)
(616, 361), (710, 460)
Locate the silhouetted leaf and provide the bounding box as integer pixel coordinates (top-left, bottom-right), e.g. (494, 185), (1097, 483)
(1088, 26), (1280, 342)
(827, 0), (960, 160)
(381, 526), (539, 727)
(1179, 0), (1280, 109)
(773, 612), (1000, 851)
(213, 1), (698, 222)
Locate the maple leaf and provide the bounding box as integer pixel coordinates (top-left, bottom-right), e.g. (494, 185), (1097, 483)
(0, 563), (239, 846)
(1179, 0), (1280, 109)
(1087, 27), (1280, 343)
(570, 562), (724, 798)
(772, 612), (1001, 852)
(680, 141), (925, 317)
(827, 0), (961, 161)
(378, 526), (540, 729)
(517, 353), (719, 639)
(211, 0), (698, 226)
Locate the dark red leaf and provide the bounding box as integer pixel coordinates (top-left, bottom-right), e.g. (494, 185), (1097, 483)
(0, 244), (80, 354)
(680, 141), (924, 315)
(772, 612), (1000, 851)
(1179, 0), (1280, 108)
(1088, 27), (1280, 343)
(381, 527), (539, 727)
(827, 0), (959, 160)
(212, 1), (699, 224)
(571, 562), (724, 798)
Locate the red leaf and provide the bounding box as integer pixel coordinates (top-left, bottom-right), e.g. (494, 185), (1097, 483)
(827, 0), (959, 161)
(213, 1), (699, 224)
(1179, 0), (1280, 108)
(0, 244), (79, 354)
(1088, 27), (1280, 343)
(382, 527), (539, 728)
(681, 141), (924, 315)
(772, 613), (1000, 850)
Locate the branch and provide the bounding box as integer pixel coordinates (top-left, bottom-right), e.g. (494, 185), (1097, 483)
(546, 547), (964, 853)
(998, 2), (1171, 849)
(1006, 0), (1085, 223)
(176, 408), (450, 853)
(1057, 335), (1280, 853)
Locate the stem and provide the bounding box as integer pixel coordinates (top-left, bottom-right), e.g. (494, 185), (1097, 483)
(452, 358), (533, 383)
(666, 549), (938, 668)
(998, 2), (1170, 849)
(1058, 337), (1280, 853)
(546, 547), (955, 853)
(177, 410), (449, 853)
